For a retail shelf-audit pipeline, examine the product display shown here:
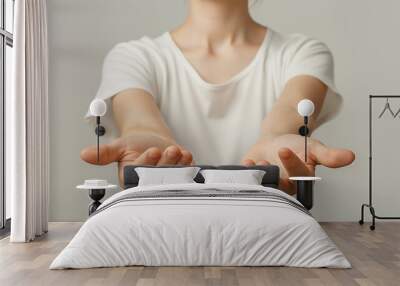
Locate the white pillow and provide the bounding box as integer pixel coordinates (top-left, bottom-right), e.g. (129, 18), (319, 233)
(136, 167), (201, 186)
(200, 169), (266, 185)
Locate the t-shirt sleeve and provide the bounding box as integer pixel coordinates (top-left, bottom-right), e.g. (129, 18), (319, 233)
(85, 40), (158, 138)
(96, 41), (158, 102)
(281, 36), (342, 126)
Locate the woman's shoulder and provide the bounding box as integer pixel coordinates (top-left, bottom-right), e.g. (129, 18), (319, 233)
(268, 29), (331, 56)
(105, 33), (170, 61)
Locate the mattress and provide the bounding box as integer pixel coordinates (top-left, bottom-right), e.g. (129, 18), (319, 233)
(50, 183), (350, 269)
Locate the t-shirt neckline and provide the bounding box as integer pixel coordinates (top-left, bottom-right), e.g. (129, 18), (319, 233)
(164, 29), (272, 90)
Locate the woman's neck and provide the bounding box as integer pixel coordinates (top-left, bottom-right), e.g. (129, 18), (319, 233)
(182, 0), (255, 45)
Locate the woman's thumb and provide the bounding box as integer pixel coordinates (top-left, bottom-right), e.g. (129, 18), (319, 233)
(80, 141), (123, 165)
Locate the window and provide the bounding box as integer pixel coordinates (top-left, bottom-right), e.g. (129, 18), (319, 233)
(0, 0), (14, 235)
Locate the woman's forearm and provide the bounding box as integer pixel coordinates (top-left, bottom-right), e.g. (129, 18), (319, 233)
(112, 88), (177, 141)
(120, 127), (177, 146)
(259, 75), (327, 141)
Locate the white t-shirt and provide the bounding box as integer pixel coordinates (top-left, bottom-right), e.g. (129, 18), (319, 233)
(90, 28), (341, 165)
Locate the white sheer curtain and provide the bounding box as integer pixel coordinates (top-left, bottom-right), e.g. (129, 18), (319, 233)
(8, 0), (49, 242)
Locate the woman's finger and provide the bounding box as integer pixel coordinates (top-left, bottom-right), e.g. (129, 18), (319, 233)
(177, 150), (193, 165)
(241, 159), (256, 166)
(132, 147), (162, 165)
(116, 148), (160, 187)
(157, 145), (182, 166)
(311, 141), (355, 168)
(278, 147), (313, 177)
(279, 178), (296, 196)
(256, 160), (270, 166)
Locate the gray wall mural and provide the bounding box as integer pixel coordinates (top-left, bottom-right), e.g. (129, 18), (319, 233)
(48, 0), (400, 221)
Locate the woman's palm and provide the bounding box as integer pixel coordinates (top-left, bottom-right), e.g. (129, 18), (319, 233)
(242, 134), (355, 194)
(80, 132), (193, 184)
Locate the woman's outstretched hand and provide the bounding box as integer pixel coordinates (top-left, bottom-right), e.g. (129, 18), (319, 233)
(241, 134), (355, 194)
(80, 131), (193, 184)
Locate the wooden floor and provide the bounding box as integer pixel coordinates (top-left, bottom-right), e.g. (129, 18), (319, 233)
(0, 222), (399, 286)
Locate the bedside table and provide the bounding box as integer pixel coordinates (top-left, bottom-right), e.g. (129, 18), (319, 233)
(77, 179), (118, 215)
(289, 177), (321, 210)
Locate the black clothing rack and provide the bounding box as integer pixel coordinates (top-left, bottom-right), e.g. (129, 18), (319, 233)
(359, 95), (400, 230)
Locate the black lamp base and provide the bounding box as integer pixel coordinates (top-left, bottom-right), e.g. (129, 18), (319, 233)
(88, 189), (105, 215)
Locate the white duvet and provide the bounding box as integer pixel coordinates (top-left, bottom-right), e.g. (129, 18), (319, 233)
(50, 183), (350, 269)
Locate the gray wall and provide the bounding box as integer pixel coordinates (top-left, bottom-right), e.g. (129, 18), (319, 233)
(48, 0), (400, 221)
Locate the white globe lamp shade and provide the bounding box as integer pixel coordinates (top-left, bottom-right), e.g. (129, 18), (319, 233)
(89, 99), (107, 117)
(297, 99), (315, 117)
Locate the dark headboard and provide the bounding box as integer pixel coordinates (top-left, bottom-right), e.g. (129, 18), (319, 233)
(123, 165), (280, 189)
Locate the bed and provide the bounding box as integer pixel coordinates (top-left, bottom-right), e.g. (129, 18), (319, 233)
(50, 165), (350, 269)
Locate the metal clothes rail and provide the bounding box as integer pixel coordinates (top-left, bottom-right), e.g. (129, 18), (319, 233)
(359, 95), (400, 230)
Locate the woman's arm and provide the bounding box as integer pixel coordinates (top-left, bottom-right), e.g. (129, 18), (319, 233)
(260, 75), (326, 138)
(112, 88), (174, 140)
(242, 75), (355, 194)
(80, 88), (193, 184)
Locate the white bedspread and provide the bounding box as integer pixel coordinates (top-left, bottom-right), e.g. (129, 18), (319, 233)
(50, 183), (350, 269)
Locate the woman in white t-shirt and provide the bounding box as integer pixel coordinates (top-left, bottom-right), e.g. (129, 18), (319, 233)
(81, 0), (354, 194)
